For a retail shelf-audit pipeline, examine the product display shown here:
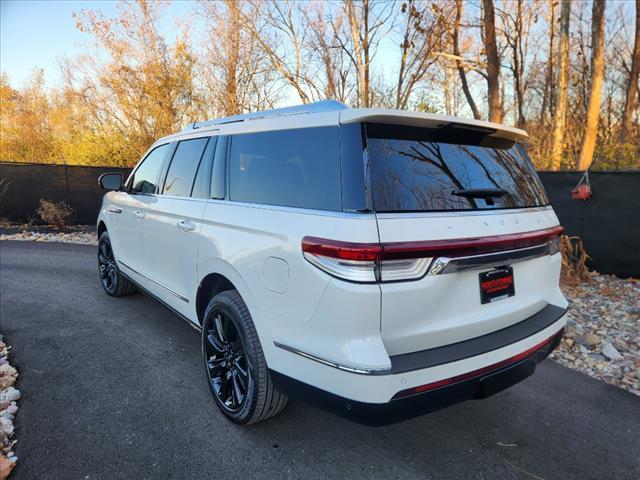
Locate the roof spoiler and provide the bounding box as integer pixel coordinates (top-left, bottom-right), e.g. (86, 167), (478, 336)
(340, 109), (529, 143)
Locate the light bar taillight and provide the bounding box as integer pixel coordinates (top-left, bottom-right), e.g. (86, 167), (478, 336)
(301, 226), (563, 283)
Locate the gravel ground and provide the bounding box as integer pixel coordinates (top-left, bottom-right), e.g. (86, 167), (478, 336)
(553, 275), (640, 396)
(0, 225), (97, 246)
(2, 226), (638, 397)
(0, 334), (20, 479)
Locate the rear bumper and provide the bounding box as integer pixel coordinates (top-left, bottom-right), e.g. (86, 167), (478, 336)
(271, 328), (562, 426)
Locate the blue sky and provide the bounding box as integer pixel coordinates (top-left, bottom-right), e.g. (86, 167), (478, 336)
(0, 0), (197, 87)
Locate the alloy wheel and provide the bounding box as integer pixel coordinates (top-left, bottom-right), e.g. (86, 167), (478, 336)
(204, 311), (251, 412)
(98, 239), (117, 291)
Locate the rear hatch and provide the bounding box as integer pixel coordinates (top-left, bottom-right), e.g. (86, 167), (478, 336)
(364, 122), (563, 356)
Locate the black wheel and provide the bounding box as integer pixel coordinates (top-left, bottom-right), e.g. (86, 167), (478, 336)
(202, 290), (288, 424)
(98, 231), (137, 297)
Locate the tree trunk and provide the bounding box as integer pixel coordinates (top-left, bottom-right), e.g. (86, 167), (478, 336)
(224, 0), (241, 116)
(549, 0), (571, 171)
(346, 0), (370, 107)
(453, 0), (481, 119)
(482, 0), (502, 123)
(577, 0), (606, 171)
(511, 0), (526, 128)
(540, 0), (556, 124)
(621, 0), (640, 142)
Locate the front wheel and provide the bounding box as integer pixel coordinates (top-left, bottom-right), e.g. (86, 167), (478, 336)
(98, 231), (137, 297)
(202, 290), (288, 424)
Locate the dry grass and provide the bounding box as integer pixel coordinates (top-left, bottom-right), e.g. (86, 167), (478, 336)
(560, 235), (592, 287)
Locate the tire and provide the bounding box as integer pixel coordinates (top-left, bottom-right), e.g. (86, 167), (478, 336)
(98, 231), (137, 297)
(202, 290), (288, 425)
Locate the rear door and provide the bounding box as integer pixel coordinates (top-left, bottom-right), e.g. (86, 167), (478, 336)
(144, 136), (216, 319)
(364, 123), (563, 356)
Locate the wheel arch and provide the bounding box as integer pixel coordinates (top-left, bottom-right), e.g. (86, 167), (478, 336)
(195, 260), (256, 327)
(97, 220), (107, 239)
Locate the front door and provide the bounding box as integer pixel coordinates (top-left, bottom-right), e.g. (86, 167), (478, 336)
(113, 143), (171, 284)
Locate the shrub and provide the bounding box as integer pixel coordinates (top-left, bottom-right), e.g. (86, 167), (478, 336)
(36, 199), (74, 228)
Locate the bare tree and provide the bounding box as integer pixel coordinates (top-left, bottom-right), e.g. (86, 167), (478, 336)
(451, 0), (481, 119)
(304, 5), (354, 102)
(394, 1), (451, 109)
(621, 0), (640, 142)
(499, 0), (539, 128)
(549, 0), (571, 170)
(200, 0), (278, 116)
(341, 0), (394, 107)
(240, 0), (312, 104)
(482, 0), (502, 122)
(577, 0), (606, 171)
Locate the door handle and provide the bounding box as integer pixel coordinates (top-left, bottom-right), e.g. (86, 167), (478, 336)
(107, 206), (122, 214)
(177, 220), (196, 232)
(133, 210), (145, 219)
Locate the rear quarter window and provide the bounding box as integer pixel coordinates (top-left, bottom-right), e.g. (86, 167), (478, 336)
(228, 127), (341, 211)
(366, 124), (548, 212)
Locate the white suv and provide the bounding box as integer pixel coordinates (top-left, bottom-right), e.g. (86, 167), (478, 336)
(97, 100), (567, 425)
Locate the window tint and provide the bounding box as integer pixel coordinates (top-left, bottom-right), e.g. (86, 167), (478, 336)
(130, 144), (170, 194)
(191, 137), (217, 199)
(229, 127), (341, 211)
(163, 138), (209, 197)
(367, 124), (548, 212)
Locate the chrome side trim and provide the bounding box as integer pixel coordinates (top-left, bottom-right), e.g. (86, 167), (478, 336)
(107, 206), (123, 214)
(119, 261), (189, 303)
(427, 243), (550, 275)
(273, 342), (392, 376)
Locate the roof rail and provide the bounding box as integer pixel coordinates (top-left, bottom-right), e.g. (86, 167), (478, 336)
(183, 99), (349, 131)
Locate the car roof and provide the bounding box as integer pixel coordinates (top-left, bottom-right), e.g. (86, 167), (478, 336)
(151, 100), (528, 149)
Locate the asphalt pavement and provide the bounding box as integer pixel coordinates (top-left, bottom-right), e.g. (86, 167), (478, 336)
(1, 240), (638, 480)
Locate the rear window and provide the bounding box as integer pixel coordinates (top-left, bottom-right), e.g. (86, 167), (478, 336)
(229, 127), (341, 211)
(366, 124), (548, 212)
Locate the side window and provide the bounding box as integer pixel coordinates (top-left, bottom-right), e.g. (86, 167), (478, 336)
(191, 137), (217, 199)
(228, 127), (341, 211)
(163, 138), (209, 197)
(130, 144), (170, 194)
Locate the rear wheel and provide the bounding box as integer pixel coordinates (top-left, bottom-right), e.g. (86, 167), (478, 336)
(98, 231), (137, 297)
(202, 290), (288, 424)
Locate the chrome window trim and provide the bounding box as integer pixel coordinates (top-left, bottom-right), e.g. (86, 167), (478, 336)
(205, 199), (375, 218)
(118, 261), (189, 303)
(273, 342), (392, 376)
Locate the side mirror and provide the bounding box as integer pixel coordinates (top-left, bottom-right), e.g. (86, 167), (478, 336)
(99, 173), (124, 191)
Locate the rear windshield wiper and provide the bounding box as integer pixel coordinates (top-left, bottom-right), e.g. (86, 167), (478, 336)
(452, 188), (508, 199)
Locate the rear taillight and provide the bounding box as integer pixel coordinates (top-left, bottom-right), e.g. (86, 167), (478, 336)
(301, 237), (431, 283)
(548, 234), (561, 255)
(302, 226), (563, 283)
